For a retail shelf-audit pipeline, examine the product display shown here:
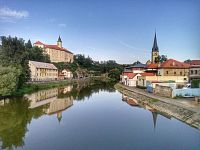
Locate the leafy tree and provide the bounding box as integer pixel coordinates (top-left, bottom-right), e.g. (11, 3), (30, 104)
(158, 55), (167, 63)
(0, 36), (30, 88)
(133, 60), (141, 65)
(28, 46), (50, 63)
(0, 65), (21, 96)
(108, 68), (121, 82)
(184, 59), (191, 63)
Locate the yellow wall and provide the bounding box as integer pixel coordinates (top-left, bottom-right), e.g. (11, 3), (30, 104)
(158, 68), (189, 76)
(138, 75), (188, 87)
(29, 62), (58, 81)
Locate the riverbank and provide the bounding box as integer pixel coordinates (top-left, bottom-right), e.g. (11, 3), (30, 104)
(5, 76), (114, 98)
(115, 83), (200, 130)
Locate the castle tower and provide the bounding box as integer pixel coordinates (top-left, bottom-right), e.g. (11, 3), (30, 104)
(151, 32), (159, 63)
(57, 36), (62, 48)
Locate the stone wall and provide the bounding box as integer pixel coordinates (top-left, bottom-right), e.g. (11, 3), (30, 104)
(154, 84), (173, 98)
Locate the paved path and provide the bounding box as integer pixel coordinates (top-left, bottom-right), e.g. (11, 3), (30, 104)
(119, 84), (200, 113)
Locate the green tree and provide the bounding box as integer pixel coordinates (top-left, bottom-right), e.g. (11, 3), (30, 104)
(28, 46), (50, 63)
(0, 65), (21, 96)
(158, 55), (167, 63)
(108, 68), (121, 82)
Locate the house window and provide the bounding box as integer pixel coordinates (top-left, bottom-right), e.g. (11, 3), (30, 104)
(195, 70), (197, 74)
(180, 72), (182, 75)
(166, 71), (168, 74)
(184, 78), (187, 81)
(191, 70), (193, 74)
(174, 72), (176, 75)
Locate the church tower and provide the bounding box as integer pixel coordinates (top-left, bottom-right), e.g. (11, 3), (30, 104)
(57, 36), (62, 48)
(151, 32), (159, 63)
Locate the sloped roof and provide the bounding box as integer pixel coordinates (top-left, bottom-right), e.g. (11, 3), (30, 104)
(123, 72), (138, 79)
(140, 73), (155, 76)
(125, 63), (147, 69)
(146, 63), (158, 69)
(189, 60), (200, 68)
(160, 59), (190, 69)
(29, 60), (57, 69)
(34, 41), (73, 54)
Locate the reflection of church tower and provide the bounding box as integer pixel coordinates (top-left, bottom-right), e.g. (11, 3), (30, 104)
(57, 112), (62, 123)
(151, 112), (158, 130)
(151, 32), (159, 63)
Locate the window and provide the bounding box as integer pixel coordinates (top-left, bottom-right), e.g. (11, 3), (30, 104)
(174, 72), (176, 75)
(166, 71), (168, 74)
(195, 70), (197, 74)
(180, 72), (182, 75)
(191, 70), (193, 74)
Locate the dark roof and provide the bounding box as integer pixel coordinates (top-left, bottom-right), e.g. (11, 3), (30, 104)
(125, 63), (147, 69)
(152, 32), (159, 52)
(57, 36), (62, 42)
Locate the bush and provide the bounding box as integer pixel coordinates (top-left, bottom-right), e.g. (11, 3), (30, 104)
(191, 79), (200, 88)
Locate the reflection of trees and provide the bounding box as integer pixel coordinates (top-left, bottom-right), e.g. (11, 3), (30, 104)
(58, 83), (115, 101)
(0, 83), (115, 149)
(0, 99), (44, 150)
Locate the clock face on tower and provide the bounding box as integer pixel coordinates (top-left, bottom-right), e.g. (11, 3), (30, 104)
(154, 52), (158, 56)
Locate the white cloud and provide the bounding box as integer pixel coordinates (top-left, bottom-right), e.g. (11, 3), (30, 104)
(58, 23), (66, 27)
(0, 7), (29, 22)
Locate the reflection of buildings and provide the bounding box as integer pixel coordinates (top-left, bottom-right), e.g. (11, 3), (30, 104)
(0, 99), (10, 106)
(25, 86), (74, 123)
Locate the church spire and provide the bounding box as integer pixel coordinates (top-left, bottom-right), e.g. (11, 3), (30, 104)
(152, 32), (159, 52)
(57, 35), (62, 48)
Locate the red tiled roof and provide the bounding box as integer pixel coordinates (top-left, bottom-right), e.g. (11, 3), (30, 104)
(123, 72), (138, 79)
(34, 41), (73, 54)
(146, 63), (158, 69)
(44, 44), (73, 54)
(34, 41), (44, 45)
(140, 73), (155, 76)
(160, 59), (190, 69)
(190, 60), (200, 65)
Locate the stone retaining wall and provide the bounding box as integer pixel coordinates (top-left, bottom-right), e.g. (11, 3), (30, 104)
(115, 83), (200, 130)
(154, 84), (173, 98)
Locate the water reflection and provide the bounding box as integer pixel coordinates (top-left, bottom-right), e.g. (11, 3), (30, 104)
(122, 94), (172, 130)
(0, 83), (114, 150)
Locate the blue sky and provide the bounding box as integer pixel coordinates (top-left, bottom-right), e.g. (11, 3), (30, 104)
(0, 0), (200, 64)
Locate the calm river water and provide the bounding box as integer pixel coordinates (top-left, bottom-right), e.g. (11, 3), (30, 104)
(0, 84), (200, 150)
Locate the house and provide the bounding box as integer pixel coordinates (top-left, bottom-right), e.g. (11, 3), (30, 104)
(62, 69), (73, 79)
(29, 60), (58, 81)
(138, 59), (189, 87)
(124, 63), (147, 73)
(34, 36), (74, 63)
(157, 59), (190, 77)
(121, 72), (155, 87)
(188, 60), (200, 81)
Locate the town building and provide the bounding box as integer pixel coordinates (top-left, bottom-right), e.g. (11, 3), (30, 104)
(34, 36), (74, 63)
(188, 60), (200, 81)
(29, 60), (58, 81)
(62, 69), (73, 79)
(157, 59), (189, 76)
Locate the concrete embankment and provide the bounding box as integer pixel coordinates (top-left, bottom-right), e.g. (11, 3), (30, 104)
(115, 83), (200, 130)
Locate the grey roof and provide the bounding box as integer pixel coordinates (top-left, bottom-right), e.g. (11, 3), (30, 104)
(29, 60), (57, 70)
(152, 32), (159, 52)
(125, 63), (147, 69)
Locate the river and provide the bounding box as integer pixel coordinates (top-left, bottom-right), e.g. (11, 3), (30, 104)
(0, 83), (199, 150)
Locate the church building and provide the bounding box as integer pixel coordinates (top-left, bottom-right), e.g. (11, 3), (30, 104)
(34, 36), (74, 63)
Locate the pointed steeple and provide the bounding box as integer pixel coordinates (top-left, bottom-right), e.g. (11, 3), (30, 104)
(57, 35), (62, 42)
(57, 35), (62, 48)
(152, 32), (159, 52)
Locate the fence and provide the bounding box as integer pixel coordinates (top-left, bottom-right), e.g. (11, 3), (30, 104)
(172, 88), (200, 98)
